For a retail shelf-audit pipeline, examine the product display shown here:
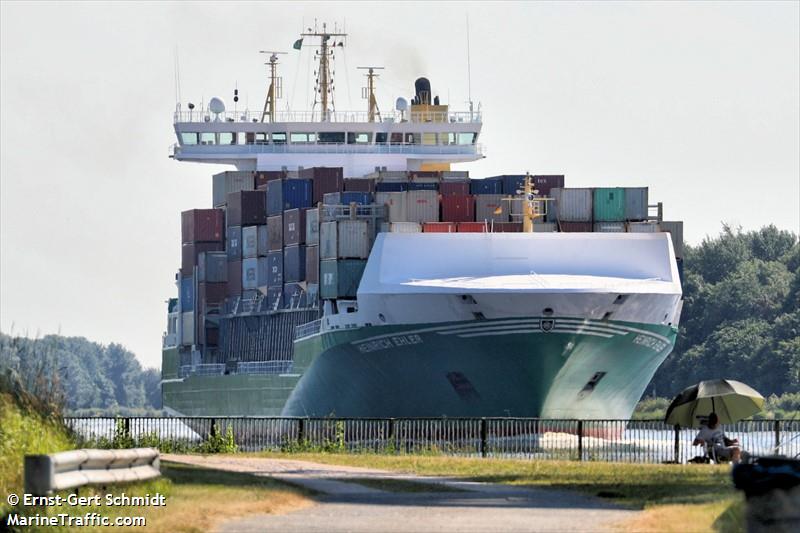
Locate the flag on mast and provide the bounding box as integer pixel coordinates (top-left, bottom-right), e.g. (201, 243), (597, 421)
(293, 38), (303, 50)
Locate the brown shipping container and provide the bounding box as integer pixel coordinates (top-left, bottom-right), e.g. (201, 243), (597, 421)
(532, 175), (565, 196)
(423, 222), (456, 233)
(182, 242), (223, 275)
(267, 214), (283, 251)
(559, 222), (593, 232)
(441, 195), (475, 222)
(492, 222), (523, 232)
(227, 261), (242, 296)
(306, 245), (319, 284)
(457, 222), (488, 233)
(440, 181), (470, 196)
(411, 171), (442, 179)
(182, 209), (224, 243)
(344, 178), (375, 192)
(283, 208), (307, 246)
(227, 190), (267, 226)
(198, 282), (227, 308)
(255, 170), (286, 189)
(301, 167), (344, 205)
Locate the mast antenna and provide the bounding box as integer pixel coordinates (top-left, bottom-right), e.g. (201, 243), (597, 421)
(466, 14), (473, 120)
(300, 22), (347, 122)
(357, 66), (384, 122)
(259, 51), (286, 123)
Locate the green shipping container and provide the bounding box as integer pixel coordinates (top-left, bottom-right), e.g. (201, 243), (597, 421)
(593, 188), (626, 222)
(320, 259), (368, 299)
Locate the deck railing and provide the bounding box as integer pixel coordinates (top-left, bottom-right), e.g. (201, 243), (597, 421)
(173, 109), (482, 124)
(64, 417), (800, 463)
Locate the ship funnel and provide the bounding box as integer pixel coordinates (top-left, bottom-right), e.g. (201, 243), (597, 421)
(414, 77), (431, 105)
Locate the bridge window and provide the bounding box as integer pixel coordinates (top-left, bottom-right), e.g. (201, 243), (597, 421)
(200, 132), (216, 145)
(318, 132), (345, 144)
(272, 132), (287, 144)
(375, 132), (388, 144)
(405, 133), (420, 144)
(180, 132), (198, 145)
(390, 133), (403, 145)
(219, 132), (235, 145)
(422, 133), (436, 146)
(457, 132), (476, 145)
(347, 132), (371, 144)
(255, 132), (268, 145)
(290, 133), (316, 143)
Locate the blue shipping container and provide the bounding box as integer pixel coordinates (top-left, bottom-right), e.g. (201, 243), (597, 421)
(407, 181), (439, 191)
(375, 181), (408, 192)
(499, 175), (526, 195)
(341, 191), (373, 205)
(180, 276), (194, 311)
(265, 180), (283, 216)
(226, 226), (242, 261)
(267, 251), (283, 288)
(283, 244), (306, 282)
(469, 177), (503, 195)
(283, 179), (313, 211)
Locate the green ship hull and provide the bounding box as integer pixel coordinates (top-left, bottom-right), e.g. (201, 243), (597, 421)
(162, 316), (677, 420)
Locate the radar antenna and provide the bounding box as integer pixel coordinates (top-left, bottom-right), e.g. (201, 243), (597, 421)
(499, 173), (554, 232)
(357, 66), (384, 122)
(300, 22), (347, 122)
(260, 51), (286, 122)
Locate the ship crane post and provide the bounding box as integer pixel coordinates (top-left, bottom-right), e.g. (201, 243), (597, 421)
(357, 66), (384, 123)
(260, 51), (286, 123)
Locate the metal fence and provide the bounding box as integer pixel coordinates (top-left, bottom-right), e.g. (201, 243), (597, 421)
(63, 417), (800, 463)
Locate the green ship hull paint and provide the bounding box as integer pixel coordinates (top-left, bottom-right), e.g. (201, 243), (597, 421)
(162, 317), (676, 420)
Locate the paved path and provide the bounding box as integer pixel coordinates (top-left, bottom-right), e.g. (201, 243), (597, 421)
(163, 455), (638, 532)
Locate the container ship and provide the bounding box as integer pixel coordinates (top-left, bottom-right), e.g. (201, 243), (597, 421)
(161, 25), (684, 420)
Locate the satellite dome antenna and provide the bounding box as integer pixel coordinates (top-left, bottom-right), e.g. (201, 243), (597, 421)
(208, 97), (225, 121)
(395, 97), (408, 121)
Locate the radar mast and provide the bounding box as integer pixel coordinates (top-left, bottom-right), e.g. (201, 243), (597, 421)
(358, 66), (384, 123)
(300, 22), (347, 122)
(260, 51), (286, 123)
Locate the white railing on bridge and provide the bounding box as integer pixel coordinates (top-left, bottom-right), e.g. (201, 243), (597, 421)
(172, 142), (484, 158)
(236, 360), (294, 375)
(179, 364), (225, 378)
(174, 109), (482, 124)
(295, 319), (323, 340)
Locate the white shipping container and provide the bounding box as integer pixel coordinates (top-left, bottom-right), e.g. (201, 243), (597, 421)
(628, 222), (660, 233)
(552, 188), (593, 222)
(323, 192), (341, 205)
(594, 222), (626, 233)
(212, 171), (254, 207)
(241, 226), (258, 258)
(442, 171), (469, 180)
(337, 220), (370, 259)
(375, 191), (408, 222)
(660, 221), (684, 258)
(320, 221), (337, 260)
(406, 190), (439, 223)
(181, 311), (195, 346)
(380, 222), (422, 233)
(475, 194), (508, 223)
(306, 208), (320, 245)
(624, 187), (649, 221)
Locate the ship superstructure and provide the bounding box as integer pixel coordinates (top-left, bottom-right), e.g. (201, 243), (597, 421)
(162, 26), (683, 421)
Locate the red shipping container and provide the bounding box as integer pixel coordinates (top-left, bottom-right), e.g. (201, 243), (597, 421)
(560, 222), (592, 232)
(182, 242), (223, 275)
(532, 175), (565, 196)
(457, 222), (488, 233)
(227, 261), (242, 296)
(441, 195), (475, 223)
(344, 178), (376, 192)
(181, 209), (224, 243)
(227, 190), (266, 226)
(300, 167), (344, 205)
(491, 222), (523, 232)
(423, 222), (456, 233)
(255, 170), (286, 189)
(300, 166), (344, 180)
(440, 182), (470, 196)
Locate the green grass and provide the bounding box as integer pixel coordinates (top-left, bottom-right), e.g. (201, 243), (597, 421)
(335, 477), (466, 493)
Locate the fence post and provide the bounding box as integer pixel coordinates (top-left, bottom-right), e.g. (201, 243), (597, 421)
(210, 418), (218, 439)
(123, 418), (131, 443)
(774, 420), (781, 454)
(480, 418), (488, 458)
(577, 420), (583, 461)
(388, 418), (397, 454)
(298, 417), (306, 445)
(674, 425), (680, 463)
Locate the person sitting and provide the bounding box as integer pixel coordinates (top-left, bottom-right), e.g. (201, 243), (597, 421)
(692, 412), (741, 464)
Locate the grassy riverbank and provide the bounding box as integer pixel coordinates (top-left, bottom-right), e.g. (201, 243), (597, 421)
(257, 452), (744, 532)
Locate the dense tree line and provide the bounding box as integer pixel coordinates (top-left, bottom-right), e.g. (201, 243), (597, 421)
(649, 224), (799, 398)
(0, 333), (160, 414)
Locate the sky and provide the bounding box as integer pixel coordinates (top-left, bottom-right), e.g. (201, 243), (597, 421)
(1, 1), (798, 370)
